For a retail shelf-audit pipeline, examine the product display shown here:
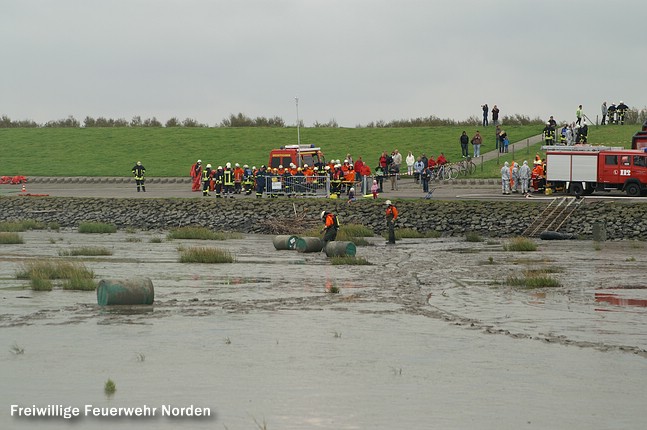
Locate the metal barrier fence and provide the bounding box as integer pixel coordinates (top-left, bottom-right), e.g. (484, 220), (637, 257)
(262, 175), (330, 197)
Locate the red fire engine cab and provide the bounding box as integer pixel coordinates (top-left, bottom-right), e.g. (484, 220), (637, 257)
(268, 145), (324, 169)
(545, 145), (647, 197)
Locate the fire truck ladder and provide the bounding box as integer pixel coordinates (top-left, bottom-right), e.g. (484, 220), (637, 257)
(522, 197), (584, 237)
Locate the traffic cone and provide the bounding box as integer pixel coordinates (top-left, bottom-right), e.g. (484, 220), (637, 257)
(21, 184), (26, 193)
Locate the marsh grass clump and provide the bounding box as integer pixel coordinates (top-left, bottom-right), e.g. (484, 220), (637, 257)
(78, 222), (117, 234)
(62, 274), (97, 291)
(593, 241), (603, 251)
(326, 285), (340, 294)
(465, 231), (484, 242)
(59, 246), (113, 256)
(0, 220), (46, 232)
(506, 274), (562, 289)
(330, 256), (372, 265)
(47, 222), (61, 231)
(503, 237), (537, 252)
(125, 237), (142, 243)
(104, 379), (116, 395)
(338, 224), (374, 238)
(17, 260), (95, 280)
(0, 232), (24, 244)
(168, 226), (242, 241)
(149, 237), (163, 243)
(30, 276), (53, 291)
(179, 246), (234, 263)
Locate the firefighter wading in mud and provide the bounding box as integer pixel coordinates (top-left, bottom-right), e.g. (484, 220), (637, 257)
(320, 211), (339, 245)
(385, 200), (399, 244)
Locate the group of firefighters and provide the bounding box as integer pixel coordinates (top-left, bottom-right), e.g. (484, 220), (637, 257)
(189, 158), (371, 198)
(499, 154), (546, 196)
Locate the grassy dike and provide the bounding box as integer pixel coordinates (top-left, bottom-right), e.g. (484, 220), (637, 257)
(0, 124), (638, 178)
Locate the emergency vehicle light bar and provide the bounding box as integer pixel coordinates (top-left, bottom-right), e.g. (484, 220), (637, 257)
(542, 145), (624, 152)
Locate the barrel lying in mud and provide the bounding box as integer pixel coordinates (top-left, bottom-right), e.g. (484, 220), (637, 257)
(272, 235), (300, 250)
(324, 241), (357, 257)
(295, 237), (324, 253)
(97, 278), (154, 306)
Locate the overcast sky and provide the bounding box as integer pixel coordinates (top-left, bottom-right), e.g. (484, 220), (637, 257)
(2, 0), (645, 127)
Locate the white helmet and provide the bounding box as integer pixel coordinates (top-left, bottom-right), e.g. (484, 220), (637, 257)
(218, 165), (222, 169)
(206, 164), (212, 168)
(197, 159), (202, 163)
(385, 200), (392, 205)
(235, 163), (240, 167)
(320, 210), (326, 220)
(226, 162), (231, 168)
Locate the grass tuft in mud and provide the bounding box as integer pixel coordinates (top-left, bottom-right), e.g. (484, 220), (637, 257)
(326, 285), (340, 294)
(10, 342), (25, 355)
(330, 256), (372, 265)
(104, 379), (116, 395)
(168, 226), (242, 241)
(149, 237), (163, 243)
(78, 222), (117, 234)
(59, 246), (113, 256)
(179, 246), (234, 263)
(503, 237), (537, 252)
(465, 231), (484, 242)
(0, 232), (24, 244)
(506, 274), (562, 289)
(62, 274), (97, 291)
(30, 275), (54, 291)
(17, 260), (95, 280)
(0, 220), (46, 232)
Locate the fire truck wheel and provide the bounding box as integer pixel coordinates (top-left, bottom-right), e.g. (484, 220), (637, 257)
(625, 183), (641, 197)
(569, 183), (583, 196)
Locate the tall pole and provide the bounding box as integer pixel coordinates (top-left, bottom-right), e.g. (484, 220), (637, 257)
(295, 97), (301, 146)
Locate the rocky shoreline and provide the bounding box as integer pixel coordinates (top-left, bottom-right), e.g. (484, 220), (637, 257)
(1, 196), (645, 239)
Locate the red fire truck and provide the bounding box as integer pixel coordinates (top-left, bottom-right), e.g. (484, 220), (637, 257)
(544, 145), (647, 196)
(268, 145), (325, 169)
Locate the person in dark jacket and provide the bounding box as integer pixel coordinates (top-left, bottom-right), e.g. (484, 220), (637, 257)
(131, 161), (146, 192)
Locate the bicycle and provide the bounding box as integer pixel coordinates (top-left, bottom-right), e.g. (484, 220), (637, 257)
(456, 157), (476, 176)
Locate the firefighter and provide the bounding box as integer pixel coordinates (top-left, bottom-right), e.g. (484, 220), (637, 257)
(320, 210), (339, 245)
(543, 122), (555, 145)
(579, 121), (589, 143)
(223, 162), (234, 197)
(190, 160), (202, 192)
(616, 101), (628, 125)
(233, 163), (244, 194)
(213, 166), (224, 198)
(201, 164), (212, 196)
(607, 102), (617, 124)
(501, 161), (511, 195)
(282, 167), (293, 196)
(131, 161), (146, 192)
(242, 165), (254, 195)
(559, 124), (568, 145)
(255, 165), (267, 198)
(385, 200), (399, 244)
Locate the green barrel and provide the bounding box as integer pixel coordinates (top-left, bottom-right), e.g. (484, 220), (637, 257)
(97, 278), (154, 306)
(295, 237), (324, 253)
(272, 235), (300, 250)
(324, 241), (357, 257)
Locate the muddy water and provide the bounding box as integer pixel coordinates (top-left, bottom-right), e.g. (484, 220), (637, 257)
(2, 230), (647, 429)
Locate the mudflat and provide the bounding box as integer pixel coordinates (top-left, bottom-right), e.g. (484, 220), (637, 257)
(1, 228), (646, 429)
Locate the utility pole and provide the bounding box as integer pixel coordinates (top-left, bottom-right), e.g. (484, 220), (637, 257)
(295, 97), (301, 146)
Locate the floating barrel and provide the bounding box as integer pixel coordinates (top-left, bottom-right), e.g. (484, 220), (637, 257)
(272, 235), (300, 250)
(324, 241), (357, 257)
(295, 237), (324, 253)
(97, 278), (154, 306)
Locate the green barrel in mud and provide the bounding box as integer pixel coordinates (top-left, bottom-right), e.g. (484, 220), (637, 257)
(272, 235), (300, 250)
(324, 241), (357, 257)
(295, 237), (324, 253)
(97, 278), (154, 306)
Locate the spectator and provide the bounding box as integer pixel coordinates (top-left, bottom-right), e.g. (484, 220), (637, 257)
(405, 151), (415, 176)
(471, 131), (483, 157)
(491, 105), (500, 125)
(482, 104), (489, 126)
(460, 131), (469, 157)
